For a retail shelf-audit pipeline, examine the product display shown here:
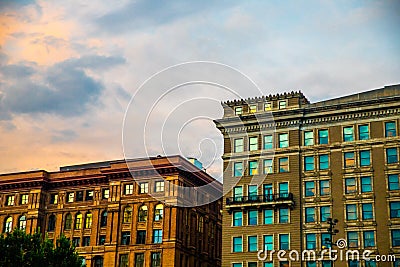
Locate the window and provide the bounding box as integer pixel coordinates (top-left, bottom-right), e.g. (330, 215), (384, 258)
(248, 236), (257, 252)
(264, 263), (273, 267)
(233, 211), (243, 226)
(19, 215), (26, 230)
(318, 129), (328, 144)
(320, 180), (330, 196)
(278, 133), (289, 148)
(100, 211), (108, 227)
(358, 125), (369, 140)
(389, 174), (400, 190)
(248, 185), (258, 201)
(263, 209), (273, 224)
(153, 229), (162, 243)
(363, 231), (375, 248)
(139, 182), (149, 194)
(235, 107), (242, 115)
(124, 184), (134, 195)
(121, 231), (130, 245)
(3, 216), (12, 233)
(360, 176), (372, 193)
(263, 184), (273, 201)
(67, 192), (74, 203)
(249, 136), (258, 151)
(347, 231), (359, 248)
(234, 138), (244, 153)
(365, 261), (376, 267)
(348, 261), (360, 267)
(75, 213), (82, 229)
(390, 202), (400, 218)
(280, 262), (289, 267)
(362, 203), (373, 220)
(151, 252), (161, 267)
(138, 205), (148, 222)
(263, 235), (273, 250)
(233, 186), (243, 202)
(93, 257), (103, 267)
(85, 190), (94, 201)
(305, 181), (315, 197)
(123, 206), (132, 223)
(248, 263), (257, 267)
(304, 156), (314, 171)
(385, 121), (397, 137)
(322, 261), (332, 267)
(304, 131), (314, 146)
(6, 195), (14, 206)
(72, 237), (80, 247)
(102, 188), (110, 199)
(306, 262), (316, 267)
(75, 191), (83, 201)
(346, 204), (357, 220)
(320, 206), (330, 222)
(279, 157), (289, 172)
(85, 212), (92, 228)
(306, 233), (316, 249)
(344, 152), (355, 167)
(263, 159), (273, 174)
(135, 253), (144, 267)
(119, 254), (129, 267)
(279, 234), (289, 250)
(319, 154), (329, 170)
(279, 182), (288, 198)
(154, 204), (163, 221)
(392, 229), (400, 246)
(155, 181), (164, 192)
(359, 150), (371, 166)
(321, 233), (331, 249)
(263, 135), (273, 150)
(249, 105), (257, 113)
(233, 236), (243, 252)
(248, 210), (258, 225)
(64, 213), (72, 230)
(279, 208), (289, 223)
(50, 194), (58, 204)
(278, 100), (286, 109)
(305, 207), (315, 223)
(234, 162), (243, 177)
(387, 148), (398, 164)
(249, 160), (258, 175)
(343, 126), (354, 142)
(264, 102), (272, 111)
(99, 235), (106, 245)
(345, 178), (357, 194)
(48, 215), (56, 232)
(83, 236), (90, 246)
(20, 194), (29, 205)
(136, 230), (146, 244)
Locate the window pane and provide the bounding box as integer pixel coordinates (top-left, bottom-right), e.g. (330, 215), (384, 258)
(263, 235), (273, 250)
(318, 129), (328, 144)
(347, 231), (358, 248)
(320, 180), (330, 196)
(305, 181), (315, 197)
(389, 174), (400, 190)
(306, 233), (316, 249)
(233, 237), (243, 252)
(385, 121), (397, 137)
(279, 133), (289, 148)
(248, 236), (257, 252)
(234, 138), (244, 153)
(343, 126), (354, 142)
(305, 207), (315, 223)
(390, 202), (400, 218)
(387, 148), (398, 164)
(249, 136), (258, 151)
(248, 210), (258, 225)
(344, 152), (355, 167)
(235, 107), (242, 115)
(279, 234), (289, 250)
(362, 203), (373, 220)
(263, 135), (273, 150)
(264, 210), (273, 224)
(263, 159), (273, 174)
(249, 105), (257, 113)
(360, 150), (371, 166)
(345, 178), (357, 194)
(279, 157), (289, 172)
(304, 131), (314, 146)
(360, 177), (372, 193)
(346, 204), (357, 220)
(319, 154), (329, 170)
(363, 231), (375, 248)
(279, 208), (289, 223)
(358, 125), (369, 140)
(234, 162), (243, 177)
(320, 206), (330, 222)
(233, 211), (243, 226)
(249, 161), (258, 175)
(304, 156), (314, 171)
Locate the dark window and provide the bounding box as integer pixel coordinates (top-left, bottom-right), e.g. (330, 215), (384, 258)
(392, 229), (400, 247)
(47, 215), (56, 232)
(100, 210), (108, 227)
(119, 254), (129, 267)
(359, 150), (371, 166)
(319, 154), (329, 170)
(151, 252), (161, 267)
(121, 231), (130, 245)
(85, 190), (93, 201)
(99, 235), (106, 245)
(64, 213), (72, 230)
(93, 256), (103, 267)
(135, 253), (144, 267)
(136, 230), (146, 244)
(50, 194), (58, 204)
(75, 191), (83, 202)
(82, 236), (90, 246)
(72, 237), (80, 247)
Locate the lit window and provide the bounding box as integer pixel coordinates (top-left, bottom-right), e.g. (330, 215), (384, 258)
(279, 157), (289, 173)
(263, 135), (273, 150)
(360, 176), (372, 193)
(235, 107), (242, 116)
(344, 152), (355, 168)
(278, 100), (287, 109)
(234, 138), (244, 153)
(139, 182), (149, 194)
(154, 204), (163, 221)
(138, 205), (148, 222)
(85, 213), (92, 228)
(390, 202), (400, 218)
(102, 188), (110, 199)
(263, 159), (273, 174)
(234, 162), (243, 177)
(358, 125), (369, 140)
(320, 206), (331, 222)
(20, 194), (29, 205)
(320, 180), (330, 196)
(6, 195), (15, 206)
(359, 150), (371, 166)
(304, 156), (314, 171)
(306, 233), (316, 249)
(387, 148), (398, 164)
(3, 216), (12, 233)
(318, 129), (329, 144)
(305, 207), (315, 223)
(153, 229), (162, 243)
(123, 206), (132, 223)
(248, 210), (258, 225)
(385, 121), (397, 137)
(361, 203), (373, 220)
(389, 174), (400, 190)
(263, 235), (273, 250)
(304, 131), (314, 146)
(304, 181), (315, 197)
(346, 204), (357, 220)
(233, 211), (243, 226)
(345, 178), (357, 194)
(155, 181), (164, 192)
(279, 234), (289, 250)
(124, 184), (133, 195)
(347, 231), (358, 248)
(249, 136), (258, 151)
(278, 133), (289, 148)
(151, 252), (161, 267)
(343, 126), (354, 142)
(264, 102), (272, 111)
(19, 215), (26, 230)
(278, 208), (289, 223)
(75, 213), (83, 229)
(249, 160), (258, 175)
(263, 209), (273, 224)
(248, 236), (257, 252)
(67, 192), (74, 203)
(249, 105), (257, 113)
(232, 236), (243, 252)
(319, 154), (329, 170)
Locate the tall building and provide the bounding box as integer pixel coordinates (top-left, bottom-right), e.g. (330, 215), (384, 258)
(0, 155), (222, 267)
(215, 84), (400, 267)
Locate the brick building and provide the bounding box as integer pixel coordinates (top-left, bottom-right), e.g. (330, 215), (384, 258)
(0, 155), (222, 267)
(215, 84), (400, 267)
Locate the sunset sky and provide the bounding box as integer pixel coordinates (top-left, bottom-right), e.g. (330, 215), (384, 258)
(0, 0), (399, 178)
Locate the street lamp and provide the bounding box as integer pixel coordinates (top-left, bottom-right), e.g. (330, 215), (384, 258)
(324, 217), (339, 267)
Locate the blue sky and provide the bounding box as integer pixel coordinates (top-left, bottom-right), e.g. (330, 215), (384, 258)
(0, 0), (399, 176)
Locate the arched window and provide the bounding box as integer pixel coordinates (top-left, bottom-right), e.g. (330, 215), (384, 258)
(75, 213), (83, 230)
(4, 216), (12, 233)
(93, 256), (103, 267)
(123, 207), (132, 223)
(85, 212), (92, 229)
(64, 213), (72, 230)
(100, 211), (107, 227)
(154, 204), (163, 221)
(48, 214), (56, 232)
(19, 215), (26, 231)
(138, 205), (148, 222)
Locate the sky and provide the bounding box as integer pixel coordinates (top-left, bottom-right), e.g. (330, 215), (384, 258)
(0, 0), (399, 179)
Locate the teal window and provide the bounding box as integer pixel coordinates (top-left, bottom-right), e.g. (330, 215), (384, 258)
(263, 209), (273, 224)
(358, 125), (369, 140)
(347, 231), (359, 248)
(306, 233), (316, 249)
(248, 210), (258, 225)
(305, 181), (315, 197)
(304, 156), (314, 171)
(263, 159), (273, 174)
(359, 150), (371, 166)
(263, 184), (273, 201)
(278, 133), (289, 148)
(319, 154), (329, 170)
(233, 186), (243, 202)
(344, 152), (355, 167)
(248, 236), (257, 252)
(391, 230), (400, 246)
(343, 126), (354, 142)
(233, 264), (242, 267)
(321, 233), (331, 249)
(263, 235), (273, 250)
(279, 182), (288, 198)
(264, 263), (273, 267)
(263, 135), (273, 150)
(361, 203), (373, 220)
(234, 162), (243, 177)
(248, 185), (258, 201)
(233, 237), (242, 252)
(390, 202), (400, 218)
(305, 207), (315, 223)
(279, 234), (289, 250)
(322, 261), (332, 267)
(153, 229), (162, 243)
(363, 231), (375, 248)
(306, 262), (316, 267)
(346, 204), (357, 220)
(279, 208), (289, 223)
(389, 174), (400, 190)
(233, 211), (243, 226)
(279, 157), (289, 172)
(320, 180), (330, 196)
(249, 136), (258, 151)
(234, 138), (244, 153)
(365, 261), (376, 267)
(318, 129), (328, 144)
(304, 131), (314, 146)
(360, 176), (372, 193)
(387, 148), (398, 164)
(345, 178), (357, 194)
(348, 260), (360, 267)
(385, 121), (397, 137)
(320, 206), (330, 222)
(249, 161), (258, 175)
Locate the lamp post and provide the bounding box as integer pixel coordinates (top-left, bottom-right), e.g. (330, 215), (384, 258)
(325, 218), (339, 267)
